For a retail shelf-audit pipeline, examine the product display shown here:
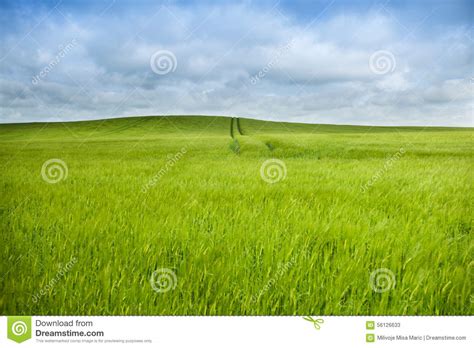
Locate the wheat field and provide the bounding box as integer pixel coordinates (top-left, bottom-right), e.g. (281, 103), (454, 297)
(0, 116), (472, 315)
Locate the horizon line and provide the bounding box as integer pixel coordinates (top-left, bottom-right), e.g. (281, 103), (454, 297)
(0, 114), (472, 129)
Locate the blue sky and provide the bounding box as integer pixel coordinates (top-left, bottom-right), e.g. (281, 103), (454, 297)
(0, 0), (472, 125)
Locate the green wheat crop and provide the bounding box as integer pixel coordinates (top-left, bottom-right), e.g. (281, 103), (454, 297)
(0, 116), (472, 315)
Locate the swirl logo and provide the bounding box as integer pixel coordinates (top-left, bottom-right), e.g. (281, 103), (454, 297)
(370, 268), (396, 293)
(8, 317), (31, 343)
(369, 50), (396, 75)
(150, 268), (177, 293)
(12, 321), (28, 336)
(260, 159), (287, 184)
(150, 50), (177, 75)
(41, 159), (68, 184)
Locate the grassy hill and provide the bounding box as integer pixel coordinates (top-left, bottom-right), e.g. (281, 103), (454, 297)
(0, 115), (472, 315)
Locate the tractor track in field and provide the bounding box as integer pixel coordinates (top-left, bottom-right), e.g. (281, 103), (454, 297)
(228, 117), (277, 154)
(230, 117), (244, 139)
(229, 117), (244, 154)
(236, 118), (244, 136)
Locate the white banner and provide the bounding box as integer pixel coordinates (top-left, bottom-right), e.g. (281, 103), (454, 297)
(0, 316), (472, 347)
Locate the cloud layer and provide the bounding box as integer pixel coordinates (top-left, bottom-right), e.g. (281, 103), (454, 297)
(0, 1), (472, 126)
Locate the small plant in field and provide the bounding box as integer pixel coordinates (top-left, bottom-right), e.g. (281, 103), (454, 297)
(265, 141), (275, 151)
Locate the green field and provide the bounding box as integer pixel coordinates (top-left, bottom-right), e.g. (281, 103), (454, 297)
(0, 115), (472, 315)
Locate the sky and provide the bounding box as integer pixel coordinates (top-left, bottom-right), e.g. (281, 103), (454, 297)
(0, 0), (472, 126)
